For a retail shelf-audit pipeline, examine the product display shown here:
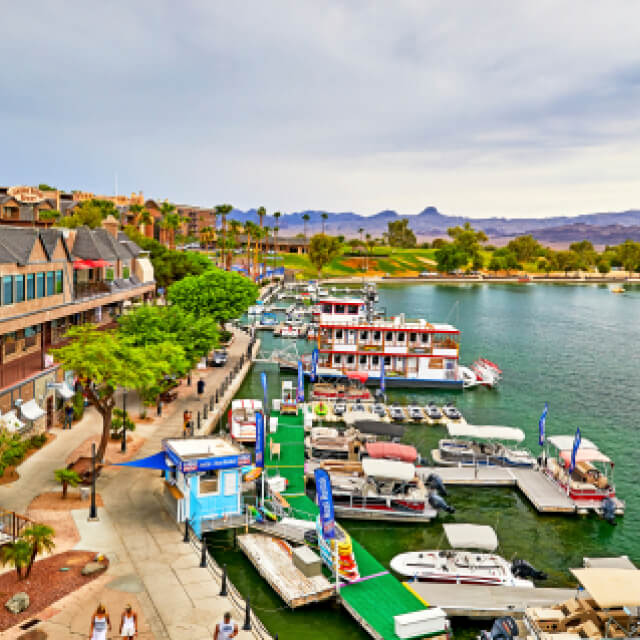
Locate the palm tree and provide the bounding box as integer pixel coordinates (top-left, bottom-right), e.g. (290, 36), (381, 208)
(211, 208), (220, 265)
(215, 204), (233, 268)
(302, 213), (310, 239)
(253, 225), (266, 278)
(159, 201), (180, 249)
(54, 468), (81, 499)
(263, 226), (271, 271)
(321, 212), (328, 234)
(273, 212), (281, 255)
(0, 540), (31, 580)
(358, 227), (364, 243)
(257, 206), (266, 261)
(244, 221), (256, 276)
(22, 524), (55, 577)
(228, 220), (242, 270)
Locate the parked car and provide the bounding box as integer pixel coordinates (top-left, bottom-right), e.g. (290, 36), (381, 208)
(209, 350), (228, 367)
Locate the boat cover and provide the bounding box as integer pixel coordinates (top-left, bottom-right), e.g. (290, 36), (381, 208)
(547, 435), (598, 451)
(443, 524), (499, 551)
(365, 442), (418, 463)
(352, 419), (405, 438)
(447, 423), (525, 442)
(20, 399), (45, 421)
(570, 568), (640, 608)
(362, 458), (415, 482)
(559, 449), (612, 466)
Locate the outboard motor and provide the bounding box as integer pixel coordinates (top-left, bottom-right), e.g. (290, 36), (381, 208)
(426, 473), (448, 496)
(602, 497), (617, 525)
(511, 558), (548, 581)
(479, 616), (519, 640)
(429, 491), (455, 514)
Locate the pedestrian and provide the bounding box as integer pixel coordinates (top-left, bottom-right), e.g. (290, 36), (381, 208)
(197, 377), (205, 397)
(65, 402), (74, 430)
(213, 612), (238, 640)
(119, 603), (138, 639)
(89, 603), (111, 640)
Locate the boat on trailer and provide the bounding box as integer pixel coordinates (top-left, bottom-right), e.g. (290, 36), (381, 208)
(390, 524), (541, 587)
(433, 424), (536, 468)
(229, 399), (263, 443)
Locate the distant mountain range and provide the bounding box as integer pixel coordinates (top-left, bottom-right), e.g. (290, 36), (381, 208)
(227, 206), (640, 246)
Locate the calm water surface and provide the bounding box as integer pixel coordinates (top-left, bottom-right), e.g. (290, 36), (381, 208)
(209, 283), (640, 639)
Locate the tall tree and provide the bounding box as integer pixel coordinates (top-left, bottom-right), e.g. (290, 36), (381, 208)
(302, 213), (310, 239)
(273, 212), (282, 255)
(321, 212), (328, 234)
(257, 206), (267, 260)
(0, 540), (31, 580)
(507, 235), (542, 263)
(22, 524), (55, 578)
(386, 219), (417, 248)
(309, 234), (341, 276)
(54, 468), (81, 499)
(358, 227), (364, 244)
(215, 204), (233, 268)
(159, 202), (181, 249)
(55, 198), (119, 229)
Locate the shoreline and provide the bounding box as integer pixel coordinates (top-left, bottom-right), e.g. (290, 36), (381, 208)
(318, 275), (640, 285)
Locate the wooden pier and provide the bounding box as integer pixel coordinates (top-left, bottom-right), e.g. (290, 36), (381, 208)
(238, 533), (334, 608)
(404, 582), (579, 619)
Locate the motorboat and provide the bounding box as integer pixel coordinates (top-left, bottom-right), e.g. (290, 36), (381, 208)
(333, 401), (347, 417)
(542, 435), (625, 517)
(315, 458), (437, 522)
(305, 426), (374, 460)
(365, 442), (419, 464)
(407, 405), (424, 421)
(433, 424), (536, 468)
(425, 403), (443, 421)
(259, 311), (278, 326)
(389, 405), (406, 422)
(229, 399), (263, 443)
(372, 403), (387, 418)
(390, 524), (542, 587)
(275, 321), (308, 338)
(442, 403), (462, 420)
(471, 360), (501, 388)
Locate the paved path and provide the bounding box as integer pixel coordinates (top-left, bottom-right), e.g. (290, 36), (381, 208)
(2, 329), (270, 640)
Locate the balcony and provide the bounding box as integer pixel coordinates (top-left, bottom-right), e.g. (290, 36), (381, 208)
(74, 281), (112, 300)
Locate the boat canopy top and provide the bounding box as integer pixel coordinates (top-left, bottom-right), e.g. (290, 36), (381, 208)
(559, 449), (612, 467)
(365, 442), (418, 463)
(570, 568), (640, 608)
(547, 435), (598, 452)
(362, 458), (416, 482)
(443, 523), (499, 551)
(447, 423), (525, 443)
(232, 399), (262, 411)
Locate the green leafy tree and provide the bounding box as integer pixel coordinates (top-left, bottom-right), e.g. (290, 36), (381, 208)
(54, 468), (81, 498)
(435, 243), (467, 273)
(597, 258), (611, 274)
(167, 268), (258, 325)
(159, 202), (182, 249)
(309, 234), (342, 276)
(110, 407), (136, 439)
(447, 222), (487, 257)
(507, 235), (542, 263)
(56, 198), (120, 229)
(569, 240), (597, 269)
(39, 209), (61, 222)
(616, 240), (640, 273)
(38, 183), (56, 191)
(22, 524), (55, 577)
(386, 219), (417, 248)
(0, 539), (32, 580)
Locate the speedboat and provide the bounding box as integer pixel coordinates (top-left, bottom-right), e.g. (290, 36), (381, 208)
(390, 524), (542, 587)
(425, 403), (443, 421)
(389, 405), (406, 422)
(433, 424), (536, 468)
(442, 403), (462, 420)
(372, 403), (387, 418)
(333, 401), (347, 417)
(407, 405), (424, 421)
(230, 399), (263, 443)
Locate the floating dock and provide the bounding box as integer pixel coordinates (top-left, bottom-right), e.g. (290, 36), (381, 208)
(238, 533), (334, 608)
(404, 582), (579, 619)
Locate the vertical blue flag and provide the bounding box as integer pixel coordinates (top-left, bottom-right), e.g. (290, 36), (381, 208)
(538, 403), (548, 446)
(311, 348), (319, 382)
(314, 468), (336, 539)
(380, 357), (385, 393)
(297, 361), (305, 402)
(255, 411), (264, 468)
(569, 427), (581, 473)
(261, 372), (268, 415)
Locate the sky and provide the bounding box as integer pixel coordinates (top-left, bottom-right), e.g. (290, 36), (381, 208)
(2, 1), (640, 218)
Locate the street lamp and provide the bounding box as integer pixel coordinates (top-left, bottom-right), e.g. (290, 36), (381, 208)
(121, 389), (127, 453)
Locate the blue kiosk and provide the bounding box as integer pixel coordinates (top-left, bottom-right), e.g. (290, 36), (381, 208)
(161, 436), (251, 538)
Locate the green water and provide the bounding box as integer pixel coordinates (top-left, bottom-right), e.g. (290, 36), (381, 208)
(209, 283), (640, 639)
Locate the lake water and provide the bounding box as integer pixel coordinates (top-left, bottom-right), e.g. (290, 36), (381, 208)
(209, 282), (640, 639)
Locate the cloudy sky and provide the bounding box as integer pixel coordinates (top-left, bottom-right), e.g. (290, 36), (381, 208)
(2, 1), (640, 218)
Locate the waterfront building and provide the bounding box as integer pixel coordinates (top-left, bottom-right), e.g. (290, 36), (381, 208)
(0, 221), (155, 432)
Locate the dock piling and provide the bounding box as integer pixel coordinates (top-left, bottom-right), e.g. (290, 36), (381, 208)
(220, 564), (228, 596)
(242, 597), (252, 631)
(200, 537), (207, 568)
(197, 411), (201, 430)
(204, 404), (208, 419)
(183, 518), (190, 543)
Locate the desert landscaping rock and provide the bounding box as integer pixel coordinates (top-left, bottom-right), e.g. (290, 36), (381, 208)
(5, 592), (29, 614)
(81, 561), (107, 576)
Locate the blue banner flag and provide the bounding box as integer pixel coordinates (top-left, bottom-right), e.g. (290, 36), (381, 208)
(538, 402), (548, 446)
(380, 357), (385, 393)
(255, 411), (264, 469)
(314, 468), (336, 539)
(569, 427), (581, 473)
(311, 348), (319, 382)
(297, 361), (305, 403)
(261, 372), (268, 414)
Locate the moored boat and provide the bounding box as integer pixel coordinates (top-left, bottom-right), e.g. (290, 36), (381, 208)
(229, 399), (263, 443)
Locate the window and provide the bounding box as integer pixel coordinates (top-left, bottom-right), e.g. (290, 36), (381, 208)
(122, 266), (130, 279)
(335, 329), (343, 340)
(346, 354), (355, 365)
(15, 276), (24, 303)
(421, 333), (430, 344)
(335, 304), (345, 314)
(27, 274), (35, 300)
(55, 270), (63, 294)
(333, 354), (342, 364)
(385, 332), (393, 342)
(359, 331), (369, 340)
(36, 273), (45, 298)
(47, 271), (55, 296)
(2, 276), (13, 305)
(409, 333), (417, 343)
(199, 470), (219, 495)
(322, 303), (332, 313)
(384, 356), (391, 366)
(397, 332), (405, 342)
(359, 355), (367, 365)
(371, 355), (380, 366)
(373, 331), (381, 341)
(105, 268), (114, 281)
(348, 305), (358, 314)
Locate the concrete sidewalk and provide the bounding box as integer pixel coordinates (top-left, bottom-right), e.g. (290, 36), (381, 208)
(2, 329), (270, 640)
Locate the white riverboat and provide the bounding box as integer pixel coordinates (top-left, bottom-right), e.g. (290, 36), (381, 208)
(229, 399), (262, 443)
(390, 524), (540, 587)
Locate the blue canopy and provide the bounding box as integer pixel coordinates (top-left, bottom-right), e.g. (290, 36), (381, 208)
(115, 451), (172, 471)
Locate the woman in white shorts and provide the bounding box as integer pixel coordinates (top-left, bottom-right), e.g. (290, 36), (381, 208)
(90, 604), (111, 640)
(120, 604), (138, 638)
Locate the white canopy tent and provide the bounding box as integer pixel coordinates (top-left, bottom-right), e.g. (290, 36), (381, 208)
(0, 410), (26, 433)
(547, 435), (598, 452)
(362, 458), (416, 482)
(20, 399), (45, 422)
(443, 524), (499, 551)
(447, 423), (525, 443)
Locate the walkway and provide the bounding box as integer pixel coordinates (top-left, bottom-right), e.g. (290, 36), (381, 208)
(1, 329), (270, 640)
(265, 411), (428, 640)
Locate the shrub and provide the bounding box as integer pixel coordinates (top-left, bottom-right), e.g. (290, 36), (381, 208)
(29, 433), (47, 449)
(110, 408), (136, 439)
(72, 391), (84, 421)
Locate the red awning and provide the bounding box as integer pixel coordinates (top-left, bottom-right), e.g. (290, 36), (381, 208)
(346, 371), (369, 383)
(88, 259), (110, 268)
(73, 259), (93, 270)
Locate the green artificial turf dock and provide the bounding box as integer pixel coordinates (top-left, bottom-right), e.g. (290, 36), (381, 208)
(265, 411), (429, 640)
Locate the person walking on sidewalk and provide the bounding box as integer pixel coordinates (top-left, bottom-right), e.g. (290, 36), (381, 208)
(119, 603), (138, 639)
(214, 612), (238, 640)
(64, 402), (74, 429)
(90, 603), (111, 640)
